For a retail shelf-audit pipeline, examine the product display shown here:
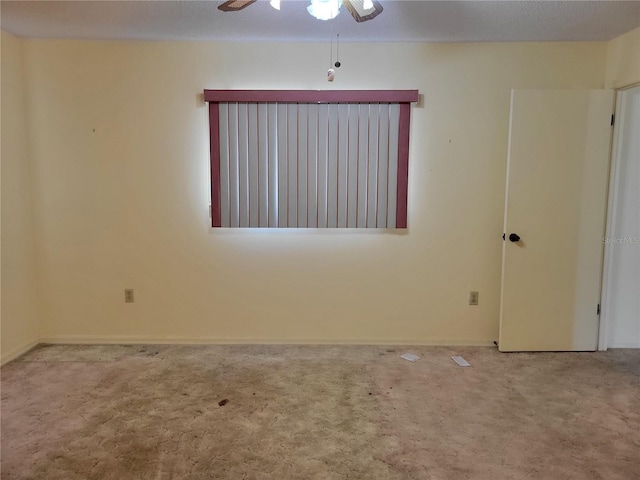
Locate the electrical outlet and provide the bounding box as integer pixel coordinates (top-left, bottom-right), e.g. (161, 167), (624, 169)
(124, 289), (134, 303)
(469, 291), (479, 306)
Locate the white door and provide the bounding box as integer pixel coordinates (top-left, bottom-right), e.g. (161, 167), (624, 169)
(499, 90), (615, 352)
(601, 85), (640, 349)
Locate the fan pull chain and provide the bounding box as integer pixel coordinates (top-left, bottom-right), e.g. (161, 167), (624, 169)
(328, 21), (335, 81)
(335, 34), (341, 68)
(329, 31), (333, 68)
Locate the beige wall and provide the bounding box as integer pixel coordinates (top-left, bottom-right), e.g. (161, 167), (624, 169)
(605, 27), (640, 89)
(19, 39), (608, 344)
(1, 31), (40, 362)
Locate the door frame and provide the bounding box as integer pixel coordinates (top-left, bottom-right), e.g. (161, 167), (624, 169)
(598, 82), (640, 351)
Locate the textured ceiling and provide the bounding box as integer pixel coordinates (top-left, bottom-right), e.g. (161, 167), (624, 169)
(1, 0), (639, 43)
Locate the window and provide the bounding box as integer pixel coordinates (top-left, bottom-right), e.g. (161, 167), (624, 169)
(205, 90), (418, 228)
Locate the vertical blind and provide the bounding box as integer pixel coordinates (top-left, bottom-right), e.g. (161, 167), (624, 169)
(205, 90), (419, 229)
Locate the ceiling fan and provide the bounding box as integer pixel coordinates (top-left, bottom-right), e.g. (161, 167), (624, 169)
(218, 0), (384, 23)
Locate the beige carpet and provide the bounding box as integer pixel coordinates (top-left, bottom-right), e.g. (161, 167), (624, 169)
(1, 344), (639, 479)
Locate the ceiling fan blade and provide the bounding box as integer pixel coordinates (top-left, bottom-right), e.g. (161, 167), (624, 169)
(343, 0), (383, 23)
(218, 0), (258, 12)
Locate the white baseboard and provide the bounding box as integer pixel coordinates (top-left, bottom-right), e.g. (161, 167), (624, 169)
(38, 335), (495, 347)
(607, 342), (640, 349)
(1, 340), (40, 366)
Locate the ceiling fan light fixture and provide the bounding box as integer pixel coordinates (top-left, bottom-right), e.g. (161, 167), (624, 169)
(342, 0), (383, 22)
(270, 0), (281, 10)
(307, 0), (343, 21)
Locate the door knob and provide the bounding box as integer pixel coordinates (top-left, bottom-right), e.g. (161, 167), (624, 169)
(509, 233), (521, 242)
